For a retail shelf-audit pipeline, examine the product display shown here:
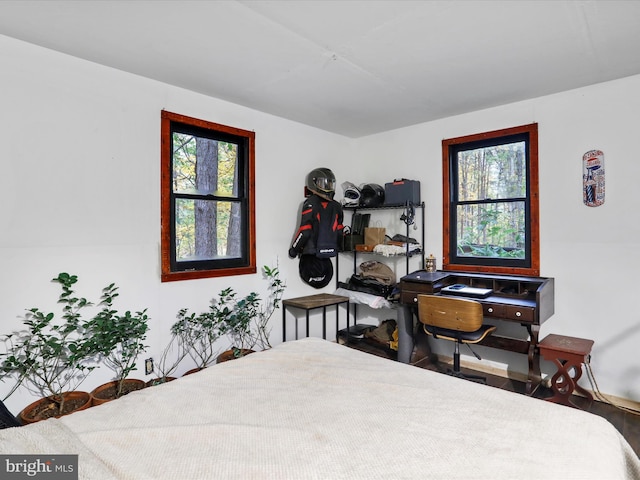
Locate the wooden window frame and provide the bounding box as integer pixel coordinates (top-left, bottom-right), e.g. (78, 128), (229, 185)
(442, 123), (539, 277)
(160, 110), (256, 282)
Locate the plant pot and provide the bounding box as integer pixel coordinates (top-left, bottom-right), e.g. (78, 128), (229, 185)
(182, 367), (205, 376)
(217, 349), (255, 363)
(145, 376), (177, 387)
(90, 379), (146, 406)
(19, 391), (92, 424)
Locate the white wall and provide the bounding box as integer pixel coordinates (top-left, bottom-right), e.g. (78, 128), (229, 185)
(2, 32), (639, 413)
(356, 74), (640, 403)
(0, 34), (355, 413)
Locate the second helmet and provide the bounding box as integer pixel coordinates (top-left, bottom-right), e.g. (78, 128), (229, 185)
(360, 183), (385, 207)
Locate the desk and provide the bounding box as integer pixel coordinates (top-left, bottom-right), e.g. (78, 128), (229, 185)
(538, 334), (594, 409)
(282, 294), (350, 342)
(398, 270), (554, 394)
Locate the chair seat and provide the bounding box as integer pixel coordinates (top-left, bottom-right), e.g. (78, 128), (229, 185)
(424, 324), (495, 344)
(0, 400), (20, 429)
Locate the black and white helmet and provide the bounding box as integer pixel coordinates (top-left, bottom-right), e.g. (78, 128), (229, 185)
(306, 168), (336, 200)
(341, 181), (361, 207)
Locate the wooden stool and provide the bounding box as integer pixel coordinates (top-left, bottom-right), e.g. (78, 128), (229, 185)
(538, 334), (594, 409)
(282, 293), (350, 342)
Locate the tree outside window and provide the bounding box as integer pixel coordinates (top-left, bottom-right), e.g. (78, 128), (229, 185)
(161, 111), (256, 282)
(442, 123), (539, 276)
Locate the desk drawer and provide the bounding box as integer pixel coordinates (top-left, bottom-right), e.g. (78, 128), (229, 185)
(483, 303), (505, 318)
(504, 305), (535, 322)
(401, 291), (422, 305)
(400, 281), (436, 305)
(483, 303), (535, 322)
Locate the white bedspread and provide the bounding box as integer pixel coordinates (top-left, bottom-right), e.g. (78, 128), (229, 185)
(1, 337), (638, 479)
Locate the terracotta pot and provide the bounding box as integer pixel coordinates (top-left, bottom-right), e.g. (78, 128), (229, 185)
(182, 367), (204, 376)
(217, 349), (255, 363)
(91, 379), (146, 406)
(19, 391), (92, 424)
(146, 376), (177, 387)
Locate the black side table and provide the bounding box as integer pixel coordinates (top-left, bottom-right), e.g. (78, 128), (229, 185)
(282, 293), (350, 342)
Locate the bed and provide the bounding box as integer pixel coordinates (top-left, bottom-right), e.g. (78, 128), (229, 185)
(0, 337), (638, 479)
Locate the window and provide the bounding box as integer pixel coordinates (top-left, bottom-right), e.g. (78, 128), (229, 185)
(442, 123), (539, 276)
(161, 111), (256, 282)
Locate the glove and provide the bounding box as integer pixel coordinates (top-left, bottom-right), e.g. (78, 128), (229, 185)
(288, 248), (298, 259)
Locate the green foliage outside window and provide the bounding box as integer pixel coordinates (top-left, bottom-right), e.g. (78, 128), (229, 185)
(455, 141), (526, 260)
(172, 133), (238, 261)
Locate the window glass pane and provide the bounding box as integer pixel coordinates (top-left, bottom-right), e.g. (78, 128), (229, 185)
(217, 142), (239, 196)
(456, 202), (526, 259)
(175, 199), (242, 261)
(456, 141), (526, 201)
(172, 133), (239, 197)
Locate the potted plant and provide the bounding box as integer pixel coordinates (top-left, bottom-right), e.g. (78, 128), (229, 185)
(215, 289), (260, 362)
(251, 264), (285, 351)
(172, 264), (285, 368)
(217, 264), (285, 362)
(0, 273), (101, 423)
(171, 303), (224, 373)
(86, 282), (149, 404)
(146, 332), (188, 386)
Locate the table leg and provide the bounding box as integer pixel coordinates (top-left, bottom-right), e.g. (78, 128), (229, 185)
(549, 358), (592, 408)
(345, 303), (351, 345)
(282, 307), (287, 343)
(322, 307), (327, 340)
(526, 324), (541, 395)
(396, 305), (414, 364)
(346, 301), (349, 333)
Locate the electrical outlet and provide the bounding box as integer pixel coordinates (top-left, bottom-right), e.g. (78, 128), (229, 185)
(145, 358), (154, 375)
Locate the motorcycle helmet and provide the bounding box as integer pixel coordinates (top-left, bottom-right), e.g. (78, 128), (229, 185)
(306, 168), (336, 200)
(341, 181), (361, 207)
(360, 183), (385, 207)
(298, 254), (333, 288)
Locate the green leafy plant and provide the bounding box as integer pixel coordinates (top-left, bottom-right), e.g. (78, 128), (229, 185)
(85, 283), (149, 398)
(0, 273), (101, 414)
(219, 264), (285, 358)
(251, 264), (285, 351)
(149, 333), (189, 385)
(171, 305), (224, 370)
(172, 264), (286, 365)
(217, 288), (260, 357)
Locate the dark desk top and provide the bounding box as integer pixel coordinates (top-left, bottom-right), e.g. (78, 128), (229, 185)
(401, 270), (551, 284)
(399, 269), (555, 325)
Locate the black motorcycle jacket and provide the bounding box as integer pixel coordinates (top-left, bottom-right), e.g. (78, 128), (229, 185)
(289, 194), (344, 258)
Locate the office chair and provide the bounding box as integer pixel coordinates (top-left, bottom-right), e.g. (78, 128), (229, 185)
(0, 399), (21, 429)
(417, 294), (496, 384)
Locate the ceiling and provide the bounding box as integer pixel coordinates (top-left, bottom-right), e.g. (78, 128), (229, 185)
(1, 1), (640, 138)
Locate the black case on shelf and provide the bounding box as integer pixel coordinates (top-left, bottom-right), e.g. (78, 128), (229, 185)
(384, 179), (420, 206)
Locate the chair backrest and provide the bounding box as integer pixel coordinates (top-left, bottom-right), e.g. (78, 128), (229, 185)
(417, 295), (484, 332)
